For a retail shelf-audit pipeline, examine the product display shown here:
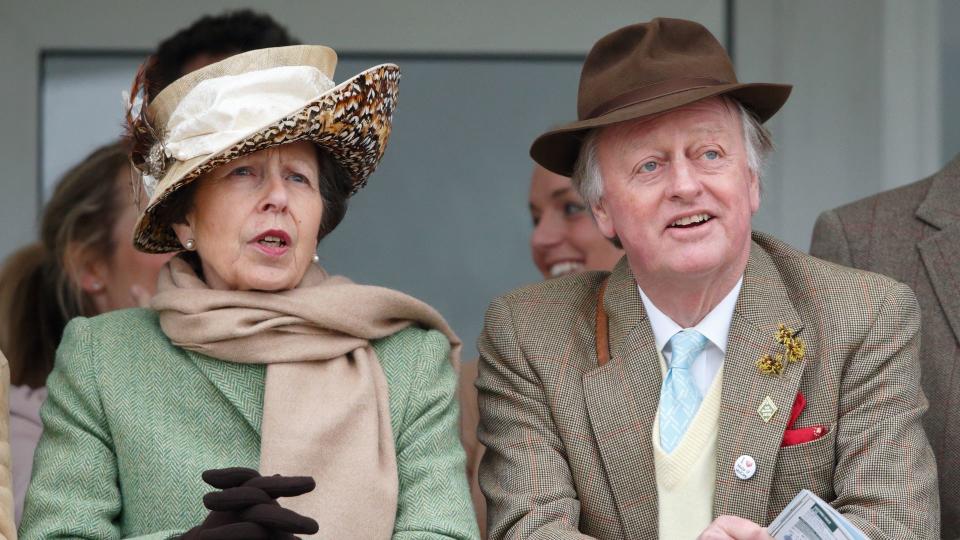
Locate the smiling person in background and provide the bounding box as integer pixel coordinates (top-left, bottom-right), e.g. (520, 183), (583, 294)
(529, 164), (624, 280)
(460, 164), (624, 536)
(19, 45), (477, 539)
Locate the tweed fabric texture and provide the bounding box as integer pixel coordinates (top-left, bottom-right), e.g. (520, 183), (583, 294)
(19, 308), (478, 539)
(477, 232), (938, 539)
(811, 153), (960, 539)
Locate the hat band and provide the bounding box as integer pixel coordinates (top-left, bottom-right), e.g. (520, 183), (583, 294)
(163, 65), (335, 163)
(586, 77), (729, 119)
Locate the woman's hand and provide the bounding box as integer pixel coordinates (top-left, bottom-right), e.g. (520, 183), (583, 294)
(181, 467), (319, 539)
(697, 515), (773, 540)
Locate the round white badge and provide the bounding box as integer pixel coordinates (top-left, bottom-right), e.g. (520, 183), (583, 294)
(734, 455), (756, 480)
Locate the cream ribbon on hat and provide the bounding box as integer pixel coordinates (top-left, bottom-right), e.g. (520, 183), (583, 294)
(141, 66), (335, 195)
(164, 65), (335, 161)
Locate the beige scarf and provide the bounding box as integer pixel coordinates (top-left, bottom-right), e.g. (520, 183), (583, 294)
(152, 257), (461, 539)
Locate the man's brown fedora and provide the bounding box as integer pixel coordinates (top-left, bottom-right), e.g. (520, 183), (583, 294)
(530, 18), (792, 176)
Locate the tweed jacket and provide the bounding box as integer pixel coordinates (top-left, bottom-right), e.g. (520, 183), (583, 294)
(19, 308), (478, 540)
(477, 232), (939, 539)
(811, 153), (960, 539)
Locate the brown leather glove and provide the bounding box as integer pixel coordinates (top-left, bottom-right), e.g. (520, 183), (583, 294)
(180, 467), (319, 540)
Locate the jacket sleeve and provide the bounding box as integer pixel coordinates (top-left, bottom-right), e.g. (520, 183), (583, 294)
(0, 351), (15, 540)
(809, 209), (854, 266)
(477, 297), (594, 540)
(18, 318), (182, 540)
(392, 329), (480, 540)
(833, 282), (940, 539)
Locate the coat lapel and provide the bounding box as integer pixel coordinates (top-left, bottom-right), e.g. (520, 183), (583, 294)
(712, 238), (811, 523)
(583, 258), (662, 538)
(186, 350), (265, 435)
(916, 155), (960, 344)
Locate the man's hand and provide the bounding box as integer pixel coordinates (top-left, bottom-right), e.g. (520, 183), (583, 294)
(697, 515), (773, 540)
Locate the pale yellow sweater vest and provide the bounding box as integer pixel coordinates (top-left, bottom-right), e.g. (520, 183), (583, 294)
(652, 364), (724, 539)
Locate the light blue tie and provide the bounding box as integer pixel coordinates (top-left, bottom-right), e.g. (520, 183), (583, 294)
(659, 329), (709, 453)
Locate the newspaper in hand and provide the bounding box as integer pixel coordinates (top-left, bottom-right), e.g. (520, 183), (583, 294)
(768, 490), (868, 540)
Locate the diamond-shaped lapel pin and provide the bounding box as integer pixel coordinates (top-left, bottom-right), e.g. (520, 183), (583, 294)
(757, 396), (778, 423)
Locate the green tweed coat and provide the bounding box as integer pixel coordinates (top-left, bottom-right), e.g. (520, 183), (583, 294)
(19, 308), (479, 540)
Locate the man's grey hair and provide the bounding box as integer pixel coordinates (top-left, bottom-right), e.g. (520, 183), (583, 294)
(571, 97), (773, 207)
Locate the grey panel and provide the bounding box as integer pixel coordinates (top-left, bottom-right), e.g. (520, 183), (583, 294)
(942, 0), (960, 160)
(42, 54), (144, 200)
(325, 56), (580, 356)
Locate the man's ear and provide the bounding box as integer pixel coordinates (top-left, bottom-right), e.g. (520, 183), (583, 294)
(748, 168), (761, 214)
(592, 197), (617, 240)
(63, 242), (107, 295)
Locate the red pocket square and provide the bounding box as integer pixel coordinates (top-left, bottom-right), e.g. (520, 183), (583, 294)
(781, 392), (829, 447)
(783, 424), (829, 446)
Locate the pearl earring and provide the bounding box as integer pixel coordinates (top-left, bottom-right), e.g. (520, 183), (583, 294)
(184, 239), (196, 251)
(312, 253), (320, 263)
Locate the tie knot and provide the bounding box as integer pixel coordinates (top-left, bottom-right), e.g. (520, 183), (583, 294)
(668, 329), (708, 369)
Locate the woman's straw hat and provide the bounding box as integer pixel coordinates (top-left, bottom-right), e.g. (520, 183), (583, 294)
(131, 45), (400, 253)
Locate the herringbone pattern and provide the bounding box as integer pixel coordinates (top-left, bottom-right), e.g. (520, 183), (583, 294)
(19, 308), (478, 539)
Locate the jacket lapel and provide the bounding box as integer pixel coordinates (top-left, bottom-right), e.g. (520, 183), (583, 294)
(583, 258), (662, 538)
(916, 154), (960, 344)
(186, 350), (264, 435)
(712, 239), (811, 523)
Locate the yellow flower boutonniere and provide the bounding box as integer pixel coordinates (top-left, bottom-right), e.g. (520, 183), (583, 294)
(757, 324), (805, 376)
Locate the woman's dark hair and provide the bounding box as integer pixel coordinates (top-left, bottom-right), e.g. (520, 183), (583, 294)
(0, 142), (130, 387)
(315, 148), (352, 240)
(145, 9), (299, 101)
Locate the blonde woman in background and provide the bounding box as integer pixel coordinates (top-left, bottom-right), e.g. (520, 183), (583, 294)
(0, 142), (172, 523)
(460, 164), (623, 536)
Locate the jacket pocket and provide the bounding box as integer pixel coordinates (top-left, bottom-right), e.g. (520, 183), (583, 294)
(773, 421), (837, 477)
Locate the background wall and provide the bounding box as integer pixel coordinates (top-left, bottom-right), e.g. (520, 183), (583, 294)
(942, 0), (960, 160)
(0, 0), (955, 356)
(736, 0), (944, 249)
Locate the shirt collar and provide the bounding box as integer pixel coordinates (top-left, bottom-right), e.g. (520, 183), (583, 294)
(638, 277), (743, 355)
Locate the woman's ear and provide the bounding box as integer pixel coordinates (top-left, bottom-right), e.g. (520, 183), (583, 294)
(63, 242), (108, 295)
(170, 219), (194, 251)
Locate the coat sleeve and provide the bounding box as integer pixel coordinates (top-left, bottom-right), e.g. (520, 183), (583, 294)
(833, 282), (940, 539)
(391, 329), (480, 540)
(477, 297), (595, 540)
(18, 318), (182, 540)
(809, 209), (854, 266)
(0, 350), (16, 539)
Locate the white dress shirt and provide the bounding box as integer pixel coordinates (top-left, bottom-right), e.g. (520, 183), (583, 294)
(638, 277), (742, 397)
